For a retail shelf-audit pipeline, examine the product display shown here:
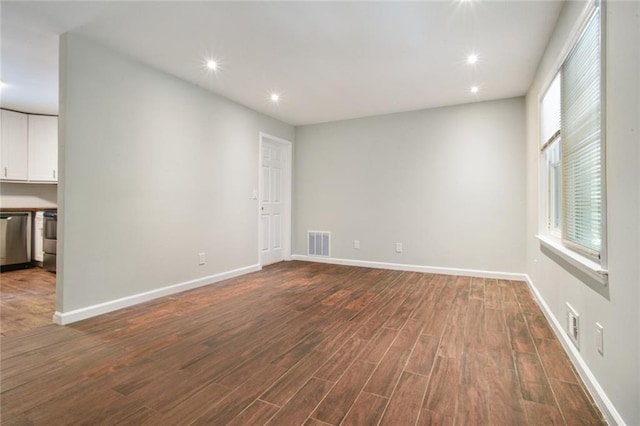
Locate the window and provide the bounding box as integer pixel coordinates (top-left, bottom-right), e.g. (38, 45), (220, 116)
(539, 0), (606, 278)
(541, 74), (561, 236)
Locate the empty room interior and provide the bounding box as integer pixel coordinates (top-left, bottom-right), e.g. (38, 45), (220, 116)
(0, 0), (638, 425)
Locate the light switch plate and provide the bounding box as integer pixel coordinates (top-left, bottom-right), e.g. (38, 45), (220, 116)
(596, 323), (604, 355)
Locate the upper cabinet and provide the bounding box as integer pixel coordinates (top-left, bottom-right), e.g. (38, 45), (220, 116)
(0, 109), (58, 183)
(28, 115), (58, 182)
(0, 109), (29, 180)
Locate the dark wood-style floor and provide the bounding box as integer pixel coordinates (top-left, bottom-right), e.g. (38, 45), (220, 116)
(1, 261), (604, 425)
(0, 268), (56, 336)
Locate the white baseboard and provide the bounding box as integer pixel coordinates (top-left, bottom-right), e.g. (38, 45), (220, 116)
(524, 275), (625, 426)
(53, 263), (262, 325)
(290, 254), (527, 281)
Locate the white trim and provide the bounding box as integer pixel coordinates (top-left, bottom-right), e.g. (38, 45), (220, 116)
(53, 264), (261, 325)
(524, 274), (625, 426)
(258, 132), (293, 265)
(537, 234), (608, 285)
(290, 255), (526, 281)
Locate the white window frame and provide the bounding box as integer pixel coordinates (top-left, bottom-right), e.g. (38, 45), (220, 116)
(537, 0), (608, 285)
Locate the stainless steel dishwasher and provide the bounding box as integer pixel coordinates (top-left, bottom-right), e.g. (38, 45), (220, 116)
(0, 212), (30, 269)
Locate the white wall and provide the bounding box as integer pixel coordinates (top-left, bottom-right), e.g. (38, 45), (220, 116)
(294, 98), (526, 275)
(525, 1), (639, 424)
(58, 34), (293, 313)
(0, 182), (57, 208)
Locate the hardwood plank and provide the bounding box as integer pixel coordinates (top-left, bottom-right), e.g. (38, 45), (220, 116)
(469, 277), (485, 300)
(498, 279), (519, 304)
(271, 330), (326, 369)
(483, 309), (515, 371)
(549, 379), (605, 425)
(260, 350), (329, 406)
(514, 351), (556, 406)
(421, 307), (449, 338)
(60, 394), (149, 425)
(485, 366), (526, 416)
(314, 337), (367, 382)
(379, 371), (429, 425)
(341, 391), (388, 426)
(266, 378), (332, 425)
(422, 356), (461, 418)
(383, 275), (428, 329)
(142, 381), (229, 425)
(115, 406), (157, 425)
(345, 291), (377, 311)
(127, 368), (220, 412)
(485, 279), (501, 309)
(460, 351), (490, 391)
(503, 301), (537, 354)
(411, 275), (443, 322)
(405, 334), (439, 376)
(488, 401), (529, 425)
(416, 409), (453, 426)
(0, 268), (56, 336)
(192, 364), (287, 425)
(363, 319), (423, 397)
(23, 384), (123, 424)
(523, 401), (565, 425)
(358, 327), (398, 364)
(512, 281), (540, 314)
(228, 400), (279, 426)
(455, 384), (490, 425)
(312, 361), (376, 425)
(535, 337), (579, 383)
(524, 310), (556, 340)
(464, 298), (485, 352)
(1, 370), (95, 418)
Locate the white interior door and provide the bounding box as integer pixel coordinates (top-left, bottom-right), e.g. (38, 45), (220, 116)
(260, 135), (291, 265)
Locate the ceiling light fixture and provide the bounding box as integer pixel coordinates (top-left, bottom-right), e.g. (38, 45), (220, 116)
(270, 93), (280, 102)
(206, 60), (218, 71)
(467, 54), (478, 64)
(470, 86), (479, 94)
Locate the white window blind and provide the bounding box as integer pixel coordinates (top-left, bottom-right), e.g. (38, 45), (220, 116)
(541, 73), (561, 147)
(561, 5), (602, 259)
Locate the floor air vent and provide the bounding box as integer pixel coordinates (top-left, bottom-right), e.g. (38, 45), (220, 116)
(308, 231), (330, 257)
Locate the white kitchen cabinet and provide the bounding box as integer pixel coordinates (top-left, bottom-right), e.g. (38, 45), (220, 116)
(28, 115), (58, 182)
(34, 211), (44, 263)
(0, 110), (29, 181)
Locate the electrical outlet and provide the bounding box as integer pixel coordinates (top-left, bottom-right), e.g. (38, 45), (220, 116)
(198, 252), (206, 266)
(566, 303), (580, 349)
(596, 323), (604, 355)
(395, 242), (403, 253)
(353, 240), (360, 249)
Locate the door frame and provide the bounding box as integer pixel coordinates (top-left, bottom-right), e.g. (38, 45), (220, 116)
(258, 132), (293, 266)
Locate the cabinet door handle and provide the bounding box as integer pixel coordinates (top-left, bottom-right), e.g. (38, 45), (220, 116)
(3, 167), (6, 177)
(53, 170), (56, 179)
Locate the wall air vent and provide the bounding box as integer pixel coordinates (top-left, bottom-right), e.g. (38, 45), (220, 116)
(308, 231), (330, 257)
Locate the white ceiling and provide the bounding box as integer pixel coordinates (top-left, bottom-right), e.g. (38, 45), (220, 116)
(1, 1), (563, 126)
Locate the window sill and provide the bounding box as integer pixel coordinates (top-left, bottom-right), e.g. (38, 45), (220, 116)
(536, 235), (608, 286)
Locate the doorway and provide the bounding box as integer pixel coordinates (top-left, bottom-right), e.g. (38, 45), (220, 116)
(259, 133), (292, 266)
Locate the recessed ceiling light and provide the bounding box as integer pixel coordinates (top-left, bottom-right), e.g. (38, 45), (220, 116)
(270, 93), (280, 102)
(206, 60), (218, 71)
(467, 54), (478, 64)
(470, 86), (479, 94)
